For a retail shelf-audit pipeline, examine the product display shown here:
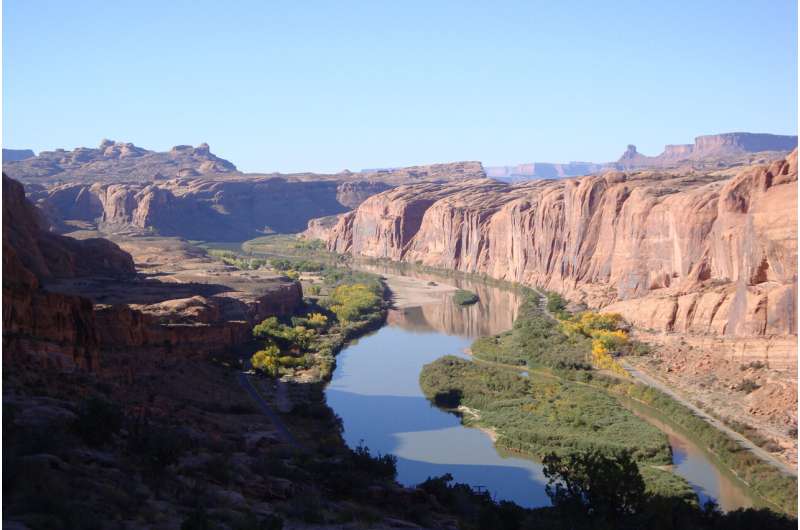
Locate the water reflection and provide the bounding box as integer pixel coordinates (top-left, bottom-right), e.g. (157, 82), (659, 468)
(357, 261), (522, 337)
(326, 325), (550, 507)
(327, 266), (755, 511)
(629, 403), (754, 512)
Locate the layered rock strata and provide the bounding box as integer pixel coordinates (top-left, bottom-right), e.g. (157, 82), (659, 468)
(321, 153), (798, 366)
(3, 175), (302, 372)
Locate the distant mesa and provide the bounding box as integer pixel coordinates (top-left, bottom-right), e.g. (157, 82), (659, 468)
(3, 148), (36, 162)
(486, 132), (798, 181)
(485, 161), (604, 181)
(614, 132), (799, 170)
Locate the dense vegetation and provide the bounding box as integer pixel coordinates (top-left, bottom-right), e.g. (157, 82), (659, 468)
(471, 293), (592, 370)
(248, 256), (386, 381)
(423, 289), (798, 516)
(207, 249), (267, 270)
(582, 371), (799, 516)
(453, 289), (480, 305)
(419, 356), (675, 468)
(546, 291), (571, 320)
(417, 457), (796, 530)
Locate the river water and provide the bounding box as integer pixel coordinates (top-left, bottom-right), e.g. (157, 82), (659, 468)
(324, 267), (754, 510)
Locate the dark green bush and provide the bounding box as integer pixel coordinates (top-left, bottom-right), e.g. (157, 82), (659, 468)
(453, 289), (479, 305)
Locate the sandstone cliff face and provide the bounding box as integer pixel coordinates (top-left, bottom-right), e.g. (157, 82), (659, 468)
(335, 181), (393, 208)
(323, 153), (797, 364)
(36, 177), (394, 240)
(3, 175), (303, 372)
(3, 175), (136, 370)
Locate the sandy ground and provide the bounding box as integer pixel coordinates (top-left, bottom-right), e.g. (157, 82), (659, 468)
(626, 335), (798, 469)
(381, 273), (458, 308)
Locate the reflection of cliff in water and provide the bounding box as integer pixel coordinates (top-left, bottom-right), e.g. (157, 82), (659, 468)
(359, 262), (522, 337)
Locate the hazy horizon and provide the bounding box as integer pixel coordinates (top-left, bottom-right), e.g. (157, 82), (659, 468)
(3, 129), (798, 175)
(3, 1), (797, 173)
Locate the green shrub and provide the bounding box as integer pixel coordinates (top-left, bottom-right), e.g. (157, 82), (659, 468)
(453, 289), (479, 305)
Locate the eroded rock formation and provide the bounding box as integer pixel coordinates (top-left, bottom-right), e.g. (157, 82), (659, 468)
(31, 177), (393, 240)
(616, 133), (797, 170)
(485, 132), (797, 182)
(3, 175), (303, 372)
(321, 152), (798, 366)
(3, 174), (135, 370)
(3, 140), (236, 183)
(2, 148), (35, 162)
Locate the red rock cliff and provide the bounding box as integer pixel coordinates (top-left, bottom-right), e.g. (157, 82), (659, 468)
(3, 175), (303, 372)
(324, 153), (797, 365)
(3, 174), (135, 370)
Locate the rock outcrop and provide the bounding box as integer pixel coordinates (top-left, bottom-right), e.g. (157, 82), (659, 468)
(3, 175), (303, 372)
(303, 214), (344, 242)
(355, 160), (486, 184)
(3, 174), (135, 370)
(2, 148), (35, 162)
(616, 133), (798, 170)
(485, 132), (797, 182)
(322, 152), (798, 365)
(33, 177), (393, 240)
(6, 140), (486, 239)
(3, 140), (236, 184)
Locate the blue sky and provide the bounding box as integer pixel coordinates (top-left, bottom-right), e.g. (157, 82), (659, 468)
(3, 1), (797, 173)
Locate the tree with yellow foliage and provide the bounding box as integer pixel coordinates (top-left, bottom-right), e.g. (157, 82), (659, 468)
(251, 344), (281, 377)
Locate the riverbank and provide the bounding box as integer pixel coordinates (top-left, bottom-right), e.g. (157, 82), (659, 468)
(380, 272), (458, 308)
(222, 237), (791, 516)
(425, 288), (797, 516)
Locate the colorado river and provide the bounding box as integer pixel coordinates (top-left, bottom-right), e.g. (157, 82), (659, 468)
(325, 267), (755, 509)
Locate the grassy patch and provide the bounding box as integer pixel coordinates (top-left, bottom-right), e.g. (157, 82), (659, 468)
(419, 356), (674, 470)
(428, 288), (797, 515)
(471, 293), (592, 370)
(452, 289), (479, 305)
(583, 372), (798, 515)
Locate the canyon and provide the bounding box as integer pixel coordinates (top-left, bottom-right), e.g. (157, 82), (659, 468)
(7, 140), (485, 241)
(315, 151), (798, 459)
(3, 134), (797, 525)
(32, 176), (393, 240)
(3, 174), (303, 373)
(10, 133), (795, 242)
(321, 151), (797, 344)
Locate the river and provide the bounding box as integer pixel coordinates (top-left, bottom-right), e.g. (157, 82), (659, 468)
(324, 266), (754, 510)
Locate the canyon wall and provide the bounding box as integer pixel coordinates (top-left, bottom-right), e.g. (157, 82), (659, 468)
(34, 177), (392, 240)
(322, 153), (798, 367)
(3, 175), (303, 372)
